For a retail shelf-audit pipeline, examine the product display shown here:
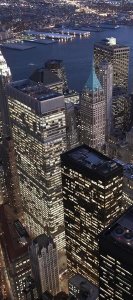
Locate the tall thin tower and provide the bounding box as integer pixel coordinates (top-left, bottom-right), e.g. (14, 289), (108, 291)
(0, 50), (11, 140)
(98, 61), (113, 139)
(80, 66), (105, 151)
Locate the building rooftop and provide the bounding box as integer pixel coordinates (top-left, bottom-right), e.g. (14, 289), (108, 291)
(0, 205), (30, 262)
(6, 79), (65, 116)
(94, 37), (130, 51)
(84, 65), (102, 91)
(61, 145), (123, 181)
(11, 79), (60, 101)
(103, 207), (133, 251)
(33, 234), (55, 253)
(115, 159), (133, 180)
(69, 274), (98, 300)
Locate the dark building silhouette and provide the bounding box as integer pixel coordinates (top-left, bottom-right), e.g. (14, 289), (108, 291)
(99, 206), (133, 299)
(30, 68), (63, 94)
(45, 59), (68, 93)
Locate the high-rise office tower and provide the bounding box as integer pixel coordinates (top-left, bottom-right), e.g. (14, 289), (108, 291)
(99, 206), (133, 299)
(112, 93), (133, 134)
(6, 79), (66, 251)
(117, 161), (133, 209)
(0, 50), (11, 79)
(0, 205), (31, 300)
(61, 145), (123, 285)
(98, 61), (113, 139)
(65, 102), (79, 150)
(1, 137), (22, 213)
(0, 52), (21, 214)
(0, 159), (7, 205)
(94, 37), (129, 94)
(0, 50), (11, 141)
(45, 59), (68, 93)
(29, 234), (60, 297)
(80, 66), (105, 150)
(64, 91), (80, 150)
(30, 68), (63, 94)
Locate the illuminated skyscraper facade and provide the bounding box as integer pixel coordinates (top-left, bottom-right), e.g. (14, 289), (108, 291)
(94, 38), (129, 95)
(6, 79), (66, 251)
(80, 67), (105, 151)
(0, 160), (7, 205)
(0, 50), (11, 142)
(61, 145), (123, 285)
(0, 52), (21, 214)
(1, 137), (22, 213)
(99, 206), (133, 299)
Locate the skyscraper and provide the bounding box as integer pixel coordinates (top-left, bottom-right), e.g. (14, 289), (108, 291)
(0, 159), (7, 205)
(45, 59), (68, 93)
(99, 206), (133, 299)
(1, 137), (22, 213)
(65, 102), (79, 150)
(0, 50), (11, 79)
(29, 234), (60, 297)
(6, 79), (66, 251)
(98, 61), (113, 139)
(61, 145), (123, 284)
(30, 68), (63, 94)
(0, 50), (11, 141)
(80, 66), (105, 150)
(112, 93), (133, 134)
(64, 91), (80, 150)
(0, 51), (21, 214)
(94, 37), (129, 94)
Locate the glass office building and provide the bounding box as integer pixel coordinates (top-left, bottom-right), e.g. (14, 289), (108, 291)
(61, 145), (123, 284)
(94, 38), (129, 95)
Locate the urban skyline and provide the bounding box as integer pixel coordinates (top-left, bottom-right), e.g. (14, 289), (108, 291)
(0, 1), (133, 300)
